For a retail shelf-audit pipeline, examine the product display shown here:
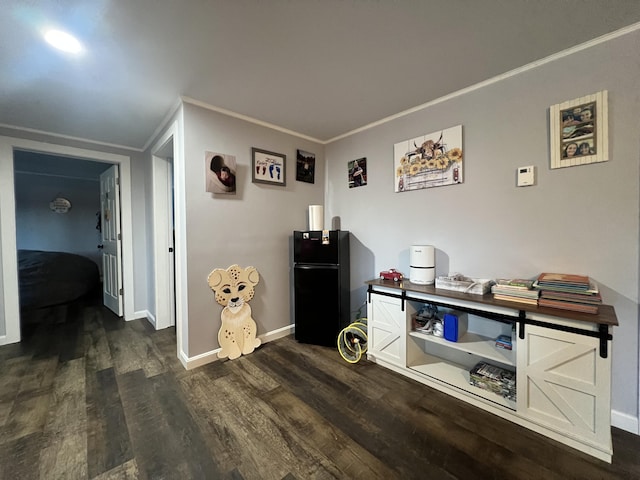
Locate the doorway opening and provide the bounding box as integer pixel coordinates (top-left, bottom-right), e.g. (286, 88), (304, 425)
(13, 151), (110, 279)
(0, 136), (134, 345)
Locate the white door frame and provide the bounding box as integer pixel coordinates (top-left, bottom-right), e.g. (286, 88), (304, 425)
(0, 136), (134, 345)
(150, 119), (188, 365)
(151, 128), (175, 330)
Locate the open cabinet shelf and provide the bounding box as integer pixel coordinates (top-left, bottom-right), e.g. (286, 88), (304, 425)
(407, 351), (517, 410)
(409, 329), (515, 367)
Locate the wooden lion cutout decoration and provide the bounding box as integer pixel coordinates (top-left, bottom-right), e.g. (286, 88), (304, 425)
(207, 264), (261, 360)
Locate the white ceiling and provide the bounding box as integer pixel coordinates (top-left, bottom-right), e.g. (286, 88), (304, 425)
(2, 1), (639, 150)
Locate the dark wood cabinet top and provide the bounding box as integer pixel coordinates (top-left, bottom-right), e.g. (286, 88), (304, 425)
(365, 278), (618, 327)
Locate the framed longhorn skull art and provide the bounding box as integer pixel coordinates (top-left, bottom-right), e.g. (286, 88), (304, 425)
(393, 124), (463, 193)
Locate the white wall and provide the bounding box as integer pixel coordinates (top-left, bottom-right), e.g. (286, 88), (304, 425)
(181, 103), (325, 358)
(128, 150), (150, 315)
(14, 173), (103, 270)
(0, 206), (4, 337)
(325, 30), (640, 427)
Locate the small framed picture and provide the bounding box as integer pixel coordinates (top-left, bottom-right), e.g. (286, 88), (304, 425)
(348, 157), (367, 188)
(296, 149), (315, 183)
(252, 148), (286, 186)
(550, 90), (608, 169)
(205, 151), (236, 194)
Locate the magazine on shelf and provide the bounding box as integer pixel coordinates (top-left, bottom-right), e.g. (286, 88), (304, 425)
(539, 290), (602, 304)
(536, 272), (590, 285)
(535, 282), (592, 292)
(494, 278), (535, 290)
(535, 272), (596, 291)
(533, 280), (599, 295)
(538, 298), (598, 314)
(491, 285), (539, 299)
(493, 294), (539, 305)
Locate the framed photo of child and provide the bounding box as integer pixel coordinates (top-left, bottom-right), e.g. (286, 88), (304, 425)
(205, 151), (236, 194)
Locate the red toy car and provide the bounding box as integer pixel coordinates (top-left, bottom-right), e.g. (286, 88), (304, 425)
(380, 269), (403, 282)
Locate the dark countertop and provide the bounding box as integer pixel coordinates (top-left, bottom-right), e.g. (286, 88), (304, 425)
(365, 278), (618, 327)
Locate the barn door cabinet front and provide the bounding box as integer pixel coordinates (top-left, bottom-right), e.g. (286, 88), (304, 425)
(366, 290), (408, 368)
(516, 319), (612, 458)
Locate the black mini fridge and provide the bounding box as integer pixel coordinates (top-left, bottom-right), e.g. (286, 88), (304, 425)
(293, 230), (350, 347)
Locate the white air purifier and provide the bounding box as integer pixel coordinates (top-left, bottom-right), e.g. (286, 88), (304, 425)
(409, 245), (435, 285)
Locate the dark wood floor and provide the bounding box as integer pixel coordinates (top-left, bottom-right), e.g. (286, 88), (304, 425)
(1, 295), (639, 480)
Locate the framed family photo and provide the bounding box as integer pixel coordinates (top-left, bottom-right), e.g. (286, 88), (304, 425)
(252, 147), (286, 186)
(550, 90), (608, 169)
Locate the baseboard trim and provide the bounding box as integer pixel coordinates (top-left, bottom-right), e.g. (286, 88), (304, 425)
(181, 324), (295, 370)
(128, 310), (150, 321)
(259, 324), (295, 343)
(612, 409), (639, 435)
(144, 311), (156, 327)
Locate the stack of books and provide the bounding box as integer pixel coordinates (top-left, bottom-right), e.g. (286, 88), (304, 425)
(491, 278), (539, 305)
(533, 272), (602, 314)
(495, 334), (512, 350)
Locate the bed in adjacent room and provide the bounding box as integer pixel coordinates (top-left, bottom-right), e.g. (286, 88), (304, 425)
(18, 249), (100, 310)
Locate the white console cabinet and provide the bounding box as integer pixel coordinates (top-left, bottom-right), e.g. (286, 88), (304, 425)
(365, 279), (617, 463)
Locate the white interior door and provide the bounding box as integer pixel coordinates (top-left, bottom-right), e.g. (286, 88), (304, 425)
(152, 148), (176, 330)
(167, 162), (176, 327)
(100, 165), (123, 316)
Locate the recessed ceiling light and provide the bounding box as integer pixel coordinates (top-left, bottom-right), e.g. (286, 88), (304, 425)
(44, 29), (83, 54)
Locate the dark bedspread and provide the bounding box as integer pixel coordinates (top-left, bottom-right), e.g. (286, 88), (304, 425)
(18, 249), (100, 310)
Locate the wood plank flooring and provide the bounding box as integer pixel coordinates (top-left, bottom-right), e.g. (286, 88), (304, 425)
(1, 294), (639, 479)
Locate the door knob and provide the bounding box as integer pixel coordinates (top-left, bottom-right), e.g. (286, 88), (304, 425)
(97, 244), (104, 249)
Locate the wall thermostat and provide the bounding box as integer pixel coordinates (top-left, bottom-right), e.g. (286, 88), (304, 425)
(517, 166), (535, 187)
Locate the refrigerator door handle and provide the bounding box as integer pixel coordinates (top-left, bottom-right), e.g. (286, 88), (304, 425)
(295, 264), (339, 269)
